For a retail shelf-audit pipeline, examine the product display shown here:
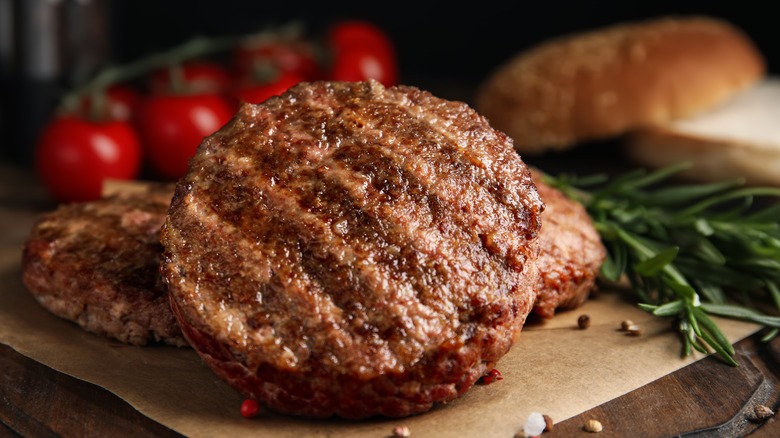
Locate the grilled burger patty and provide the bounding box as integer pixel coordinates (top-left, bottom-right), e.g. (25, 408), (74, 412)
(161, 80), (545, 419)
(21, 185), (187, 347)
(532, 176), (606, 318)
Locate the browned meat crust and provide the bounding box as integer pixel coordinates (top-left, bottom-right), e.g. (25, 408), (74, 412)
(532, 171), (606, 318)
(21, 184), (187, 347)
(161, 80), (545, 419)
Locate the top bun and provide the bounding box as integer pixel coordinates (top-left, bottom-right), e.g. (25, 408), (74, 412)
(474, 16), (766, 154)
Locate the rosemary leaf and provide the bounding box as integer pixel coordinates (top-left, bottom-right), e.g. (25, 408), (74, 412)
(639, 179), (743, 206)
(761, 328), (779, 343)
(699, 330), (739, 366)
(768, 282), (780, 311)
(692, 307), (735, 356)
(651, 300), (684, 317)
(699, 303), (780, 327)
(633, 246), (679, 277)
(678, 187), (780, 218)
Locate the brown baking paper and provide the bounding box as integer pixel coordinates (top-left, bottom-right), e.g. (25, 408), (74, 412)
(0, 205), (763, 438)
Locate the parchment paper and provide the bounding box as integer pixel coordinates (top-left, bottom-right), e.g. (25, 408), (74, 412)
(0, 202), (762, 438)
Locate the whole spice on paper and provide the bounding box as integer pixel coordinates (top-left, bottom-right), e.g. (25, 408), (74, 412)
(584, 419), (603, 433)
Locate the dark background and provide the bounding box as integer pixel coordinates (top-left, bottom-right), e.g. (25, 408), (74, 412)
(2, 0), (778, 168)
(108, 2), (780, 86)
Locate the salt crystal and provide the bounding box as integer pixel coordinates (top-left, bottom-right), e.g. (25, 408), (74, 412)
(523, 412), (546, 437)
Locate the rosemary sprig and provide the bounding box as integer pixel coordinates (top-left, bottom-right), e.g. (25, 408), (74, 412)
(541, 162), (780, 366)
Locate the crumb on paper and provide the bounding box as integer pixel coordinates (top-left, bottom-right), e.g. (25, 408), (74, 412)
(392, 425), (411, 437)
(543, 414), (554, 431)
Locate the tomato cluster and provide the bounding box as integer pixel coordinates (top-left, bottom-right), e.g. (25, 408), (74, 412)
(35, 20), (398, 203)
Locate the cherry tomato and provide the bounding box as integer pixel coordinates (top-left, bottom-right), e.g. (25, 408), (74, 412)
(326, 20), (398, 86)
(35, 115), (142, 203)
(80, 84), (141, 121)
(329, 45), (398, 86)
(149, 61), (231, 95)
(135, 93), (233, 180)
(232, 71), (303, 105)
(327, 20), (396, 57)
(233, 40), (320, 82)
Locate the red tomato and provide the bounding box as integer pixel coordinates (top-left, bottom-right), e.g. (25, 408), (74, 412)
(149, 61), (231, 95)
(80, 84), (141, 121)
(35, 116), (142, 203)
(327, 20), (396, 57)
(135, 93), (233, 180)
(233, 40), (320, 82)
(329, 45), (398, 86)
(232, 72), (303, 105)
(326, 20), (398, 86)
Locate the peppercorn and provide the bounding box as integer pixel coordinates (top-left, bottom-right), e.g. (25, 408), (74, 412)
(240, 398), (260, 419)
(578, 314), (591, 329)
(481, 368), (504, 385)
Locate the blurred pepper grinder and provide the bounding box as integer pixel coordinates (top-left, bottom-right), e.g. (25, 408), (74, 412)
(0, 0), (108, 167)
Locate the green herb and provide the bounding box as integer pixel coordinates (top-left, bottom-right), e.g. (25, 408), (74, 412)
(541, 162), (780, 366)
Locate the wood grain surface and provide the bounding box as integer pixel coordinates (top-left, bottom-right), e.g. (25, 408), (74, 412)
(2, 334), (779, 437)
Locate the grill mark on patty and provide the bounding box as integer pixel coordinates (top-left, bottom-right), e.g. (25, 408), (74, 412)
(391, 86), (542, 232)
(329, 95), (540, 269)
(200, 92), (534, 333)
(200, 165), (449, 357)
(193, 157), (510, 374)
(180, 164), (439, 374)
(324, 144), (515, 297)
(244, 91), (534, 278)
(206, 118), (520, 326)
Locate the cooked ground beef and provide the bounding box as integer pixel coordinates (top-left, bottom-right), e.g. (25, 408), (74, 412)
(532, 174), (606, 318)
(161, 80), (544, 419)
(21, 184), (187, 347)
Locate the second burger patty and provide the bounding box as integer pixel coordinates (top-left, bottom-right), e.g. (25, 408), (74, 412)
(532, 173), (606, 319)
(161, 80), (545, 419)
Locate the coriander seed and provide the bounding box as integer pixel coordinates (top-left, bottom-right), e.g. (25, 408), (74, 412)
(584, 419), (603, 433)
(621, 320), (634, 331)
(753, 404), (775, 422)
(626, 324), (643, 336)
(578, 314), (591, 329)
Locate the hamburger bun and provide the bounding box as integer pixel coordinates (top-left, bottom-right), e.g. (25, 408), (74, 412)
(474, 15), (766, 155)
(625, 77), (780, 186)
